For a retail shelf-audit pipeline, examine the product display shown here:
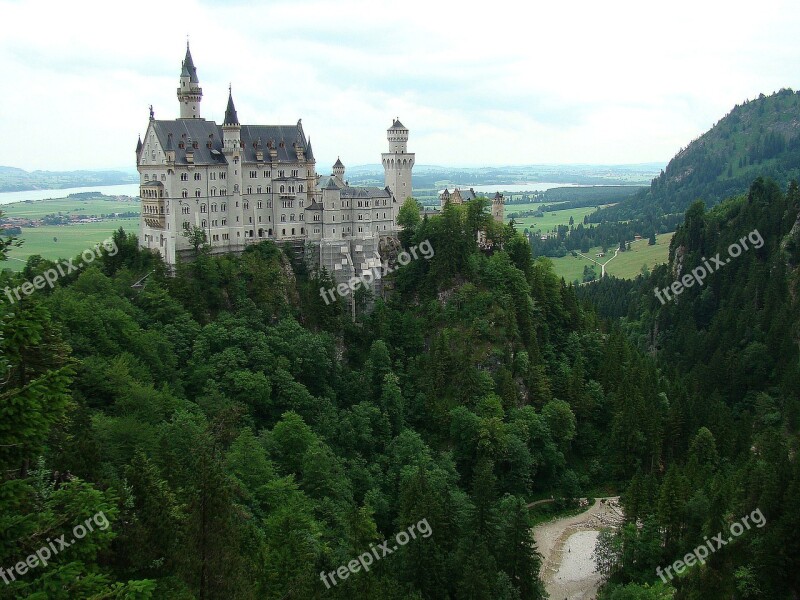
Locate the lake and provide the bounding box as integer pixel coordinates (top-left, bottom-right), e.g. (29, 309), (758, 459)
(465, 183), (587, 194)
(0, 184), (141, 206)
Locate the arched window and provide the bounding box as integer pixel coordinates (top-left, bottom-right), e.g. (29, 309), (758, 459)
(211, 203), (217, 212)
(182, 189), (188, 198)
(200, 203), (207, 213)
(280, 185), (285, 193)
(195, 189), (201, 197)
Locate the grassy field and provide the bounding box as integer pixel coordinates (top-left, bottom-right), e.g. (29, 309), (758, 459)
(510, 205), (604, 233)
(549, 232), (674, 283)
(2, 196), (140, 219)
(3, 218), (139, 271)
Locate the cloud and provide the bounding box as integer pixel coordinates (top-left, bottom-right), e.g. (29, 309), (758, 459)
(1, 0), (799, 170)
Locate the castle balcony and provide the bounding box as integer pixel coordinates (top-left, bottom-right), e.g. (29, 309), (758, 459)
(141, 181), (166, 229)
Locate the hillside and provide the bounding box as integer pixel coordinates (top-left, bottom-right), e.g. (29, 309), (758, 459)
(592, 88), (800, 222)
(579, 178), (800, 598)
(0, 166), (138, 193)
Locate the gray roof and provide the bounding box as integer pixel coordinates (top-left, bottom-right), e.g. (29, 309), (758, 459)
(340, 185), (392, 199)
(182, 44), (199, 84)
(324, 178), (341, 190)
(333, 157), (344, 168)
(150, 119), (311, 165)
(305, 200), (323, 211)
(224, 92), (239, 126)
(389, 119), (406, 130)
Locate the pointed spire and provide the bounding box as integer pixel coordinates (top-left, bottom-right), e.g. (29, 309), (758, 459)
(333, 157), (344, 168)
(136, 135), (142, 154)
(224, 86), (239, 126)
(183, 41), (199, 83)
(306, 137), (315, 162)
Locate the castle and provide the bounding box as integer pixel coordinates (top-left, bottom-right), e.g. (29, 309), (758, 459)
(136, 44), (414, 283)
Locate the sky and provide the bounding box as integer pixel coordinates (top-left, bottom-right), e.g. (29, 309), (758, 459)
(2, 0), (800, 172)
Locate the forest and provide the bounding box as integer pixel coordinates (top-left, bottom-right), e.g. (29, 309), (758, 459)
(0, 181), (798, 599)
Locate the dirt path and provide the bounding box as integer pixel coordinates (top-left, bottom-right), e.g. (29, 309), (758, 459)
(532, 497), (622, 600)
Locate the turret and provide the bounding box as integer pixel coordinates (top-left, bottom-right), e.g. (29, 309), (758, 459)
(333, 157), (345, 181)
(177, 42), (203, 119)
(382, 118), (415, 215)
(222, 87), (241, 151)
(492, 192), (504, 223)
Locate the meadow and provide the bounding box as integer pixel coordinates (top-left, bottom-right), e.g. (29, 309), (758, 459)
(548, 232), (674, 283)
(2, 196), (140, 219)
(3, 218), (139, 271)
(510, 205), (606, 234)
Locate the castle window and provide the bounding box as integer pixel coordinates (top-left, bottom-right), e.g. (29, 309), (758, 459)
(358, 214), (363, 220)
(258, 216), (262, 223)
(182, 189), (188, 198)
(183, 221), (190, 230)
(299, 214), (304, 221)
(144, 175), (149, 181)
(221, 203), (226, 211)
(299, 184), (304, 192)
(264, 170), (270, 178)
(210, 172), (216, 180)
(222, 218), (227, 225)
(234, 184), (239, 193)
(195, 189), (201, 198)
(219, 172), (226, 180)
(257, 186), (262, 194)
(249, 170), (257, 178)
(266, 187), (271, 194)
(201, 204), (207, 213)
(221, 188), (227, 195)
(202, 219), (207, 228)
(249, 217), (253, 223)
(281, 215), (286, 222)
(257, 201), (263, 209)
(291, 169), (298, 178)
(280, 185), (285, 193)
(211, 188), (217, 196)
(212, 220), (218, 227)
(301, 227), (304, 234)
(290, 214), (295, 221)
(194, 173), (201, 181)
(282, 229), (286, 235)
(246, 186), (252, 194)
(211, 204), (217, 212)
(181, 173), (188, 181)
(243, 202), (249, 209)
(278, 170), (284, 178)
(181, 205), (190, 214)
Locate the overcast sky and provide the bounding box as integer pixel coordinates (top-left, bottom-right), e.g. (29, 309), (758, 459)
(2, 0), (799, 172)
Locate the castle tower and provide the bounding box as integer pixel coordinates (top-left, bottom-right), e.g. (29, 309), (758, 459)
(492, 192), (505, 223)
(332, 157), (346, 181)
(222, 87), (241, 150)
(382, 118), (414, 219)
(177, 42), (203, 119)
